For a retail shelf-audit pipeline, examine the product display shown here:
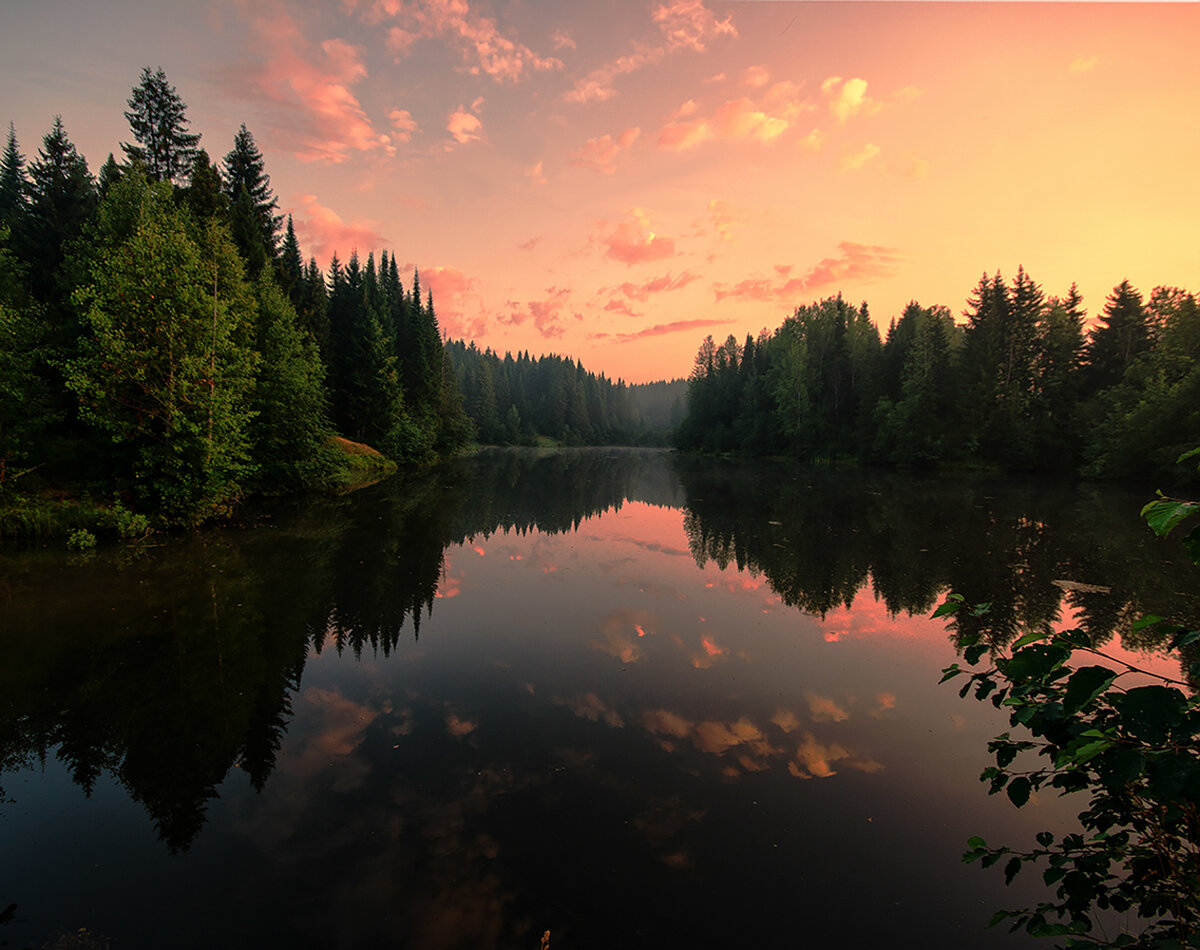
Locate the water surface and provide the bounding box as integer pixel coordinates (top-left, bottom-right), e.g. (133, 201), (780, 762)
(1, 449), (1193, 949)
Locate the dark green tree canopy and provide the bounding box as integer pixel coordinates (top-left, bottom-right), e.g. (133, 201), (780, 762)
(122, 66), (201, 185)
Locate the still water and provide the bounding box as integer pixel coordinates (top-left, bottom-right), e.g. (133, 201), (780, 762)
(0, 449), (1194, 949)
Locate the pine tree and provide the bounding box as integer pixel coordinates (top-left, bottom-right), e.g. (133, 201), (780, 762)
(184, 148), (226, 221)
(20, 116), (96, 309)
(223, 125), (280, 266)
(97, 153), (123, 200)
(121, 66), (202, 185)
(248, 271), (336, 488)
(0, 122), (26, 235)
(1085, 280), (1149, 393)
(276, 214), (303, 305)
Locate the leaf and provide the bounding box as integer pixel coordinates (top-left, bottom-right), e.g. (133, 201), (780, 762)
(1062, 665), (1118, 716)
(1177, 446), (1200, 465)
(1011, 629), (1049, 650)
(932, 599), (963, 618)
(1007, 776), (1031, 807)
(939, 664), (962, 684)
(1140, 497), (1200, 538)
(986, 910), (1010, 929)
(1130, 615), (1165, 632)
(1036, 831), (1054, 848)
(999, 644), (1070, 683)
(1004, 856), (1023, 884)
(1118, 685), (1187, 743)
(1183, 524), (1200, 566)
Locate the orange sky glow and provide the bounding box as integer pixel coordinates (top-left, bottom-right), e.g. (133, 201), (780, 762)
(3, 1), (1197, 382)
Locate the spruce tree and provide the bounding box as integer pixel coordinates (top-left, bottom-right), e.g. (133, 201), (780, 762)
(184, 148), (226, 221)
(276, 214), (303, 304)
(96, 153), (123, 200)
(0, 122), (26, 235)
(122, 66), (202, 185)
(20, 116), (96, 309)
(223, 125), (280, 264)
(1085, 280), (1149, 393)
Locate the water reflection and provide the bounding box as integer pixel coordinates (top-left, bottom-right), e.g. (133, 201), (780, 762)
(0, 449), (1195, 948)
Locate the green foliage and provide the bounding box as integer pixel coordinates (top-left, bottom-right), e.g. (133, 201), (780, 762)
(66, 527), (96, 551)
(66, 171), (257, 524)
(938, 460), (1200, 947)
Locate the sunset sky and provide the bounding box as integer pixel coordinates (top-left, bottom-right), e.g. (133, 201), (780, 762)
(3, 1), (1198, 383)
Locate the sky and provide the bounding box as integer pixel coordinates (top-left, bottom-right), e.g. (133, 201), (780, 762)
(2, 1), (1198, 383)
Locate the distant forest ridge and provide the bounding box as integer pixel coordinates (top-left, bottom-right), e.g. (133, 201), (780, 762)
(677, 270), (1200, 487)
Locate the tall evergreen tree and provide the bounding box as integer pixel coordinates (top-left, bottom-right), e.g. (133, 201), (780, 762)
(121, 66), (202, 185)
(96, 153), (123, 200)
(223, 125), (280, 266)
(20, 116), (96, 309)
(184, 148), (226, 222)
(1085, 279), (1149, 393)
(0, 122), (26, 235)
(276, 214), (303, 304)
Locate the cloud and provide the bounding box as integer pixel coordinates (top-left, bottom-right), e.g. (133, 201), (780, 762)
(606, 271), (702, 302)
(421, 265), (479, 334)
(652, 0), (737, 52)
(525, 160), (547, 185)
(221, 6), (390, 163)
(840, 142), (880, 171)
(658, 85), (808, 151)
(806, 693), (850, 723)
(905, 156), (929, 180)
(798, 129), (824, 152)
(517, 236), (541, 251)
(371, 0), (563, 82)
(291, 193), (385, 267)
(1069, 55), (1099, 74)
(446, 104), (483, 145)
(499, 286), (572, 338)
(552, 29), (576, 51)
(388, 107), (420, 142)
(596, 208), (677, 265)
(590, 317), (733, 345)
(565, 0), (736, 103)
(821, 76), (877, 122)
(743, 65), (770, 88)
(713, 241), (899, 303)
(568, 126), (641, 174)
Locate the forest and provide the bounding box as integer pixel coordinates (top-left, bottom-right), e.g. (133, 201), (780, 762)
(0, 68), (676, 531)
(676, 272), (1200, 486)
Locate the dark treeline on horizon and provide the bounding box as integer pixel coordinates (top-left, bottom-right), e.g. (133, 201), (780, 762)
(446, 340), (685, 447)
(0, 68), (675, 527)
(677, 270), (1200, 487)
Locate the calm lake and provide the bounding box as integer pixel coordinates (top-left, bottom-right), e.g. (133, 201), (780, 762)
(1, 448), (1195, 949)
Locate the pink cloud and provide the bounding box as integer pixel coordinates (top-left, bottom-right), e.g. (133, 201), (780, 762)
(525, 160), (547, 185)
(499, 286), (571, 339)
(821, 76), (879, 122)
(658, 85), (808, 151)
(221, 6), (390, 163)
(291, 193), (385, 268)
(839, 142), (880, 171)
(713, 241), (899, 303)
(370, 0), (563, 82)
(597, 209), (677, 265)
(446, 104), (483, 145)
(568, 126), (641, 174)
(743, 65), (770, 88)
(565, 0), (736, 103)
(590, 317), (734, 344)
(605, 271), (702, 302)
(422, 264), (476, 311)
(388, 107), (419, 142)
(652, 0), (737, 52)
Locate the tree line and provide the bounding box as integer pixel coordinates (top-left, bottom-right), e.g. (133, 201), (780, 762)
(677, 269), (1200, 485)
(445, 340), (685, 447)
